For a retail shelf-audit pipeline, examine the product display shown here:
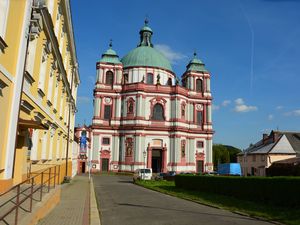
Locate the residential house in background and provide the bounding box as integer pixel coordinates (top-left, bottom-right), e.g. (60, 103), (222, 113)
(0, 0), (80, 193)
(237, 131), (300, 176)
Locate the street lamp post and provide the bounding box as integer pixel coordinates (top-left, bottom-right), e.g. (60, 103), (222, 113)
(143, 150), (146, 180)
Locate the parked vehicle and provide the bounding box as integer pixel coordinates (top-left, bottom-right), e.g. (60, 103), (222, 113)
(133, 168), (153, 182)
(167, 171), (177, 176)
(154, 172), (167, 180)
(217, 163), (241, 176)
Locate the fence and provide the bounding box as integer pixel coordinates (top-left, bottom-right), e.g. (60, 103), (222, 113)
(0, 165), (60, 225)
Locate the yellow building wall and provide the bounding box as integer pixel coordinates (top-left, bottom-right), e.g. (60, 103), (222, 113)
(0, 0), (80, 192)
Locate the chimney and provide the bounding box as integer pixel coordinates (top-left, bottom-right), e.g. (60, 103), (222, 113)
(272, 131), (279, 142)
(262, 133), (268, 144)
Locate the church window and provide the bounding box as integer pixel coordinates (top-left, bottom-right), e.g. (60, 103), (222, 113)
(102, 137), (110, 145)
(196, 79), (203, 92)
(147, 73), (153, 84)
(196, 111), (203, 125)
(105, 71), (114, 85)
(123, 73), (128, 84)
(104, 105), (111, 120)
(197, 141), (204, 148)
(152, 103), (164, 121)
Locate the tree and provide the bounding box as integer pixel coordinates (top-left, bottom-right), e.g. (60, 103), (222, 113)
(213, 144), (241, 170)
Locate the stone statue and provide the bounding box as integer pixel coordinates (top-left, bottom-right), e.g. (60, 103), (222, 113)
(157, 74), (161, 85)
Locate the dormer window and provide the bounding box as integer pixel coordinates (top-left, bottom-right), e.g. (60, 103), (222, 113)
(196, 79), (203, 92)
(105, 71), (114, 85)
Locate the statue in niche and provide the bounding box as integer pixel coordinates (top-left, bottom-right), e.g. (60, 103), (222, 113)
(126, 138), (133, 156)
(141, 75), (145, 83)
(181, 141), (186, 157)
(156, 74), (161, 85)
(128, 101), (134, 114)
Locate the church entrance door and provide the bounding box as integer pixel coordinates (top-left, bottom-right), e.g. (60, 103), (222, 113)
(152, 149), (162, 173)
(102, 158), (109, 171)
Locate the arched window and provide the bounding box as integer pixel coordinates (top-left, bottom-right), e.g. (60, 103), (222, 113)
(147, 73), (153, 84)
(196, 111), (203, 125)
(196, 79), (203, 92)
(167, 78), (172, 86)
(152, 104), (164, 120)
(105, 71), (114, 85)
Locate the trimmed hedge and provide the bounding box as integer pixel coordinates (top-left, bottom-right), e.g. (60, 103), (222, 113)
(175, 175), (300, 207)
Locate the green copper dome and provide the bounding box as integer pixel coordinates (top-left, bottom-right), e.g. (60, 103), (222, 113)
(121, 20), (173, 72)
(99, 41), (121, 64)
(186, 52), (207, 72)
(121, 46), (173, 72)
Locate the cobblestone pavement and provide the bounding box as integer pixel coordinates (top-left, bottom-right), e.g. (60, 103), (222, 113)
(94, 175), (272, 225)
(37, 175), (90, 225)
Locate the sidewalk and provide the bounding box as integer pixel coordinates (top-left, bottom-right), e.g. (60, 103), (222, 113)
(37, 175), (100, 225)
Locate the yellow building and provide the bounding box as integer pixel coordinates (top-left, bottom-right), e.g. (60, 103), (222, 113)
(0, 0), (80, 193)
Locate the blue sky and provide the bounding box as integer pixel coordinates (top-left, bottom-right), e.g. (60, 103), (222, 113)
(71, 0), (300, 149)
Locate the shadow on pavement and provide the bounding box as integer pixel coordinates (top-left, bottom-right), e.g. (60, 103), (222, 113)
(118, 180), (133, 184)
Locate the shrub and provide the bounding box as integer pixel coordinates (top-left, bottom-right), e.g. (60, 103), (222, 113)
(175, 175), (300, 207)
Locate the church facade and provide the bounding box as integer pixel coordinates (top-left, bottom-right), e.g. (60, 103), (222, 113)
(90, 20), (214, 173)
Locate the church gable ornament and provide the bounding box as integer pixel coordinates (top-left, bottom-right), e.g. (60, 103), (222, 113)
(196, 104), (203, 111)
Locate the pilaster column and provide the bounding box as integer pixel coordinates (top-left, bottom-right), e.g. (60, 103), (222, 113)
(162, 145), (167, 172)
(147, 143), (152, 168)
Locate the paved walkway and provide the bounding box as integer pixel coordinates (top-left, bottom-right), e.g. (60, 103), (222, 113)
(37, 175), (90, 225)
(94, 175), (272, 225)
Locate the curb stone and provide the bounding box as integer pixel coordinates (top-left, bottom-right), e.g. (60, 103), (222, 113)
(90, 177), (101, 225)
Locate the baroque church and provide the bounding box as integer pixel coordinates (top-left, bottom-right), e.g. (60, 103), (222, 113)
(88, 20), (214, 173)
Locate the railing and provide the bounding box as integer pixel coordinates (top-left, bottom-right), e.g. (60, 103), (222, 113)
(0, 165), (60, 225)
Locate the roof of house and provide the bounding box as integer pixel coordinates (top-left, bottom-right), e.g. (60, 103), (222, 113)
(239, 130), (300, 155)
(270, 157), (300, 165)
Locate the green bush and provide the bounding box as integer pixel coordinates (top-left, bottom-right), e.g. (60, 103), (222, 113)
(175, 175), (300, 207)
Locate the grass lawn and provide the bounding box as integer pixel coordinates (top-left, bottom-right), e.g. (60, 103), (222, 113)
(136, 180), (300, 225)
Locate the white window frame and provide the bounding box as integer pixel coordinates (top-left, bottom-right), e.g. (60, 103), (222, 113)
(0, 0), (10, 38)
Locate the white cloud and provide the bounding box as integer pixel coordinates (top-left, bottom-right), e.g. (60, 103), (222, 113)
(212, 104), (220, 111)
(77, 96), (91, 104)
(276, 106), (283, 110)
(155, 44), (187, 64)
(284, 109), (300, 117)
(235, 98), (244, 105)
(234, 98), (258, 113)
(268, 114), (274, 120)
(222, 100), (231, 107)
